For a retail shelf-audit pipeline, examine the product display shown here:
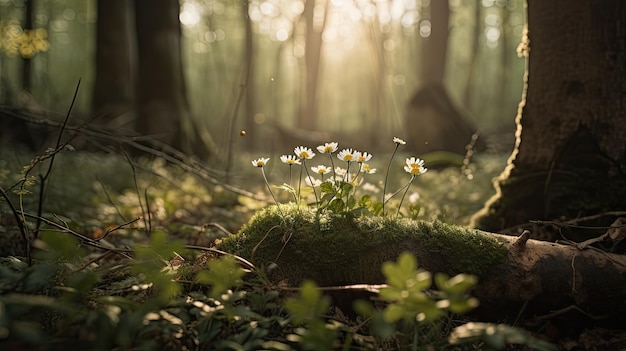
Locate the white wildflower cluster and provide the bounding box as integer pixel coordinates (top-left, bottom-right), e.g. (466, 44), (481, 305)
(251, 137), (427, 216)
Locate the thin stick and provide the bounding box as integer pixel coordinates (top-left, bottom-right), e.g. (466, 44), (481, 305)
(34, 79), (81, 241)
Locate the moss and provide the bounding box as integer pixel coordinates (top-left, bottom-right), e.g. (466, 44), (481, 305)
(218, 204), (508, 286)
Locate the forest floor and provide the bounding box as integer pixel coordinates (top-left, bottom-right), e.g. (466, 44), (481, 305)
(1, 140), (625, 350)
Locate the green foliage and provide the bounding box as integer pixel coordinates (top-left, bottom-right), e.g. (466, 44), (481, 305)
(351, 253), (481, 349)
(131, 230), (185, 306)
(196, 255), (246, 298)
(379, 252), (444, 324)
(285, 281), (338, 351)
(0, 143), (552, 350)
(449, 322), (559, 351)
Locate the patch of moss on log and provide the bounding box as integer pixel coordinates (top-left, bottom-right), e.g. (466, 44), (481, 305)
(218, 204), (508, 286)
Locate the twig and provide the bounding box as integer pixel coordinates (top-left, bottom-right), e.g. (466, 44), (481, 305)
(144, 188), (152, 236)
(123, 151), (150, 236)
(17, 210), (133, 254)
(99, 217), (142, 242)
(95, 176), (128, 221)
(204, 222), (233, 236)
(0, 186), (30, 260)
(0, 107), (262, 200)
(34, 79), (81, 241)
(530, 219), (626, 230)
(534, 305), (606, 321)
(184, 245), (256, 271)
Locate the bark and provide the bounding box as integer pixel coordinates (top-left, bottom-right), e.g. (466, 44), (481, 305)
(471, 0), (626, 238)
(472, 231), (626, 322)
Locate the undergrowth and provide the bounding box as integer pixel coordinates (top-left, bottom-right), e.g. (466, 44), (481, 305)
(0, 135), (556, 350)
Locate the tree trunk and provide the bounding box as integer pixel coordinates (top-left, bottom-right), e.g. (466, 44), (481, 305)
(404, 2), (478, 155)
(92, 0), (135, 127)
(21, 0), (34, 92)
(470, 1), (626, 240)
(297, 0), (327, 130)
(420, 0), (449, 84)
(134, 0), (185, 147)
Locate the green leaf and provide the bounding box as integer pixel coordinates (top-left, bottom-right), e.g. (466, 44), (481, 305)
(327, 199), (345, 213)
(346, 196), (357, 210)
(284, 280), (330, 324)
(358, 194), (372, 207)
(447, 297), (479, 314)
(320, 181), (335, 194)
(435, 273), (478, 294)
(196, 255), (246, 297)
(382, 304), (405, 323)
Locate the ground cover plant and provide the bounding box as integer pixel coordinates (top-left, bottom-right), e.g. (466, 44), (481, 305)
(0, 129), (560, 350)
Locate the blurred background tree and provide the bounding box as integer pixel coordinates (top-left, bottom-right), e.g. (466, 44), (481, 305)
(0, 0), (525, 160)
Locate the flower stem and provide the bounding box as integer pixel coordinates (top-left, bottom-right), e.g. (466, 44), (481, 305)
(262, 167), (284, 217)
(289, 165), (297, 203)
(297, 162), (303, 204)
(302, 159), (319, 209)
(383, 144), (400, 216)
(396, 175), (415, 217)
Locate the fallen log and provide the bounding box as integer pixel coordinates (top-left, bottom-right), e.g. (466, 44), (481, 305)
(217, 205), (626, 324)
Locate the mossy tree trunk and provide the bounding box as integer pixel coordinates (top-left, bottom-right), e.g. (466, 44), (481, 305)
(219, 206), (626, 322)
(470, 1), (626, 239)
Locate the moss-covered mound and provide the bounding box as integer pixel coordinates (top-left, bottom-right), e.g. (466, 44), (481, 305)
(218, 204), (508, 286)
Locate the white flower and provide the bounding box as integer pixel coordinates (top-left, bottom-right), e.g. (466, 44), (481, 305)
(356, 151), (372, 163)
(393, 137), (406, 145)
(337, 148), (357, 162)
(280, 155), (301, 165)
(404, 165), (427, 175)
(316, 142), (339, 154)
(294, 146), (315, 159)
(404, 157), (427, 175)
(305, 176), (322, 187)
(311, 165), (331, 175)
(405, 157), (425, 169)
(360, 163), (376, 174)
(362, 182), (380, 193)
(334, 167), (347, 177)
(251, 157), (270, 167)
